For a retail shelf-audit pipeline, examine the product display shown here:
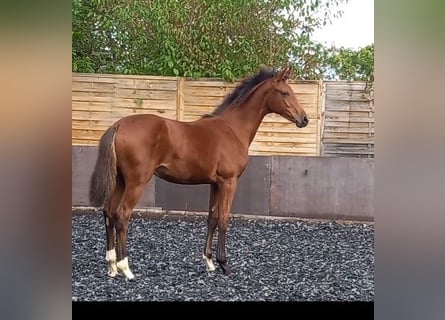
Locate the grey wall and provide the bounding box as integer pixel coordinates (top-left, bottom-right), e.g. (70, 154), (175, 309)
(72, 146), (374, 221)
(269, 156), (374, 220)
(72, 146), (155, 207)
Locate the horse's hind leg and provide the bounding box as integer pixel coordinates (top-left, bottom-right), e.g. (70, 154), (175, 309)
(104, 179), (124, 277)
(104, 212), (117, 277)
(203, 184), (218, 271)
(115, 181), (147, 280)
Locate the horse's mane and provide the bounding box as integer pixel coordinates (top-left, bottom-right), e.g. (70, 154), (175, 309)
(203, 67), (277, 118)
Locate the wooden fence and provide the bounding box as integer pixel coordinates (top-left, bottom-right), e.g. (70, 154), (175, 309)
(72, 73), (374, 157)
(321, 81), (375, 158)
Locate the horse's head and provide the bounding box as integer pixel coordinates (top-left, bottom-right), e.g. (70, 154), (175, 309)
(265, 66), (309, 128)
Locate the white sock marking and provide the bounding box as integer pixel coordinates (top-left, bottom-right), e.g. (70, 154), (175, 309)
(116, 257), (135, 280)
(106, 249), (118, 277)
(106, 249), (116, 262)
(203, 254), (216, 271)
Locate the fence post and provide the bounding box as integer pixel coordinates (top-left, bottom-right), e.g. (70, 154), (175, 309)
(176, 77), (185, 121)
(317, 80), (326, 156)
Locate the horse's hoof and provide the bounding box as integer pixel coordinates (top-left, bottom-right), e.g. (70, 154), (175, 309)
(220, 263), (233, 276)
(207, 265), (216, 272)
(122, 270), (135, 280)
(107, 264), (118, 277)
(116, 257), (135, 280)
(107, 270), (118, 278)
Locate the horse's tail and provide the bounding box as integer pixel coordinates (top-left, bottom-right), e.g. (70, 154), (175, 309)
(89, 125), (119, 207)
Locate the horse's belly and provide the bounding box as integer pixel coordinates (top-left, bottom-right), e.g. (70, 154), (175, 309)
(154, 164), (214, 185)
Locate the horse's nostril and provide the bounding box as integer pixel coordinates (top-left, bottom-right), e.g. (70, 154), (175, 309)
(304, 116), (309, 124)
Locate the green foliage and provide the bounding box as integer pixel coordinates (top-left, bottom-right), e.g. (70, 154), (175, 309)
(72, 0), (373, 82)
(326, 44), (374, 82)
(290, 42), (374, 82)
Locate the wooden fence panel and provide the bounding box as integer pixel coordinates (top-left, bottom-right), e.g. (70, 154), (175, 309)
(72, 73), (321, 156)
(321, 81), (374, 158)
(72, 73), (178, 145)
(182, 78), (237, 121)
(72, 74), (376, 157)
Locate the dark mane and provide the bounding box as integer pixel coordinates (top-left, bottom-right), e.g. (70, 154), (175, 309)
(203, 68), (277, 118)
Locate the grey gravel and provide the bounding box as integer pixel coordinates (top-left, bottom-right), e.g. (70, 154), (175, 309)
(72, 212), (374, 301)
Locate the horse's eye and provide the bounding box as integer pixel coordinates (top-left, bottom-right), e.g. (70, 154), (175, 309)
(281, 91), (289, 97)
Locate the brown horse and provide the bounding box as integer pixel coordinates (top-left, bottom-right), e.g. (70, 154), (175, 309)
(89, 66), (308, 279)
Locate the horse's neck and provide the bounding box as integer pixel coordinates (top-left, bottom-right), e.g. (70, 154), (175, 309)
(221, 97), (269, 148)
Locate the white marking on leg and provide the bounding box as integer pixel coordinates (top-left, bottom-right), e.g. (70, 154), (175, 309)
(106, 249), (118, 277)
(106, 249), (116, 261)
(203, 254), (216, 271)
(116, 257), (135, 280)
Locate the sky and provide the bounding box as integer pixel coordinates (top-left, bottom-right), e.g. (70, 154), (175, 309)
(312, 0), (374, 49)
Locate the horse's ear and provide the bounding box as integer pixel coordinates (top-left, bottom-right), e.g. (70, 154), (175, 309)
(285, 66), (293, 80)
(276, 66), (291, 82)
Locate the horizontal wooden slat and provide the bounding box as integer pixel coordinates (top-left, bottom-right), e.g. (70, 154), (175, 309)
(323, 138), (374, 144)
(324, 126), (374, 133)
(73, 73), (178, 81)
(72, 76), (116, 83)
(324, 116), (374, 123)
(114, 88), (177, 100)
(113, 78), (177, 91)
(250, 144), (316, 154)
(72, 95), (113, 102)
(72, 85), (114, 94)
(249, 150), (315, 156)
(325, 110), (374, 117)
(253, 136), (317, 144)
(184, 96), (226, 106)
(184, 79), (234, 87)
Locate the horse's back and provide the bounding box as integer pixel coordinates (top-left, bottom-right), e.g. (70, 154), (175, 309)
(115, 113), (170, 136)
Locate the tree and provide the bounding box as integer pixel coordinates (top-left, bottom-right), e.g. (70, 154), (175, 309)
(325, 44), (374, 82)
(72, 0), (373, 82)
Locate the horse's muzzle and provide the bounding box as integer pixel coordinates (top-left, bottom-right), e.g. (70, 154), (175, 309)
(295, 115), (309, 128)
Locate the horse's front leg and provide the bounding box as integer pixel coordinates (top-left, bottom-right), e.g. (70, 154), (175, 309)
(203, 184), (218, 271)
(216, 178), (237, 275)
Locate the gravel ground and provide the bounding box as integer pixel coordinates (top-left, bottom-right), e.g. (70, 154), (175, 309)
(72, 212), (374, 301)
